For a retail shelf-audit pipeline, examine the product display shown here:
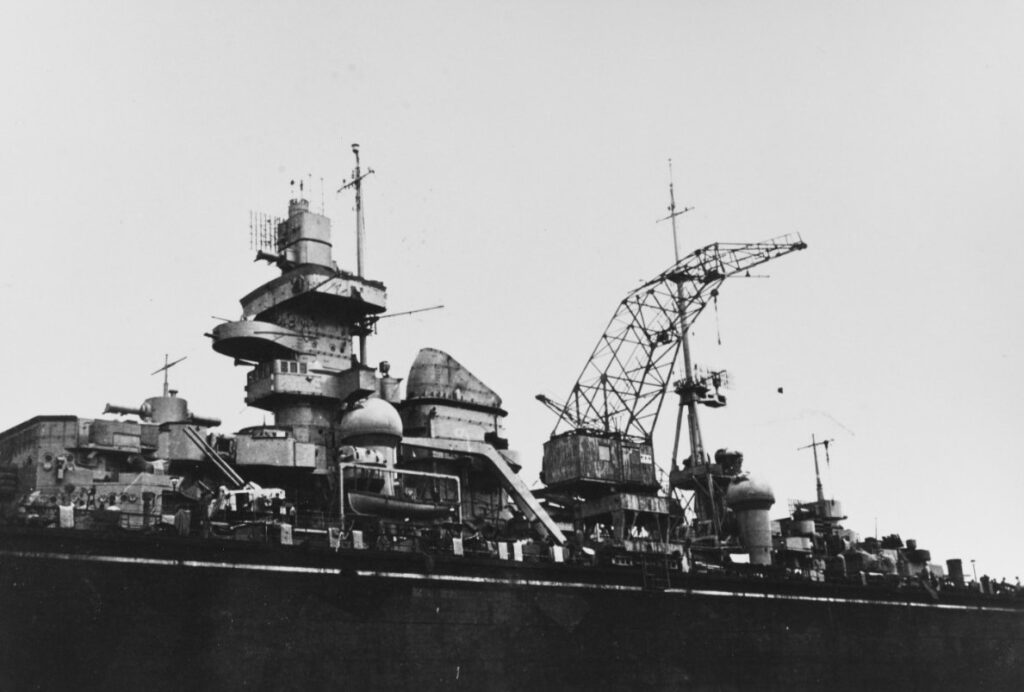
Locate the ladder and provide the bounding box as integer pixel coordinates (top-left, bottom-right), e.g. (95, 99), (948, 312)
(182, 426), (246, 488)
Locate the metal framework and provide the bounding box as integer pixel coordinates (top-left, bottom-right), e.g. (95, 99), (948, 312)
(551, 234), (807, 442)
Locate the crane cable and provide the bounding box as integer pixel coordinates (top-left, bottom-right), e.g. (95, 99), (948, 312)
(712, 290), (722, 346)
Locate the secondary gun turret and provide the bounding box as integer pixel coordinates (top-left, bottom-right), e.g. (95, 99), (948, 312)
(104, 393), (221, 428)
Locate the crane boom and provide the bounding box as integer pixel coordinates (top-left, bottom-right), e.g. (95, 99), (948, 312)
(550, 234), (807, 442)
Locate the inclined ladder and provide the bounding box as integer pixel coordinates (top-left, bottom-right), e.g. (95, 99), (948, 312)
(401, 436), (567, 546)
(183, 426), (246, 488)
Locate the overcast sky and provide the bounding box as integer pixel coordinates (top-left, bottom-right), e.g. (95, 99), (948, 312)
(2, 1), (1022, 579)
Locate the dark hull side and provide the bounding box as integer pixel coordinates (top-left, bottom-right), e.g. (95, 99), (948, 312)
(1, 528), (1021, 691)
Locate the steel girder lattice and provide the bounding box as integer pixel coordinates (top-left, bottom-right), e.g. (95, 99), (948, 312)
(551, 234), (807, 442)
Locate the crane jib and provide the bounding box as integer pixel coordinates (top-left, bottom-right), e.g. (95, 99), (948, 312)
(550, 235), (807, 442)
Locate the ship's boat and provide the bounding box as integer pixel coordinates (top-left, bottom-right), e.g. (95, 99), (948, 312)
(346, 490), (456, 519)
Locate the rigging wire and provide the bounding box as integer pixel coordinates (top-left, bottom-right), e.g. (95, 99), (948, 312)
(712, 289), (722, 345)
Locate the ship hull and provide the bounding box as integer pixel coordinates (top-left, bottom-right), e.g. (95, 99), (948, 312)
(1, 527), (1021, 691)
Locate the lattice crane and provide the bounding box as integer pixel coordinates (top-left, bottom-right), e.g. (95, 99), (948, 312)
(548, 235), (807, 451)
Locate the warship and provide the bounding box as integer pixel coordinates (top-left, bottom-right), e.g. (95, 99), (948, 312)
(0, 146), (1021, 691)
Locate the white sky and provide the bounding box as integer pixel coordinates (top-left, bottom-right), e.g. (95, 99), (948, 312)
(2, 1), (1022, 579)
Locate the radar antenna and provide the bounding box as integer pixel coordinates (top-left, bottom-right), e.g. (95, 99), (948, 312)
(249, 210), (282, 252)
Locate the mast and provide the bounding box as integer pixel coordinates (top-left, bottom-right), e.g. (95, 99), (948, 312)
(352, 143), (366, 278)
(663, 162), (717, 531)
(151, 354), (187, 397)
(659, 160), (699, 471)
(339, 143), (375, 364)
(798, 434), (833, 504)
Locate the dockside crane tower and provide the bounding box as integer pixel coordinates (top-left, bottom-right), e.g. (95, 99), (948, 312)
(539, 172), (806, 549)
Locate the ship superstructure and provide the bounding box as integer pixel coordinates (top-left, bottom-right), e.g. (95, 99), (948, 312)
(0, 144), (557, 553)
(211, 186), (387, 481)
(0, 148), (1021, 691)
